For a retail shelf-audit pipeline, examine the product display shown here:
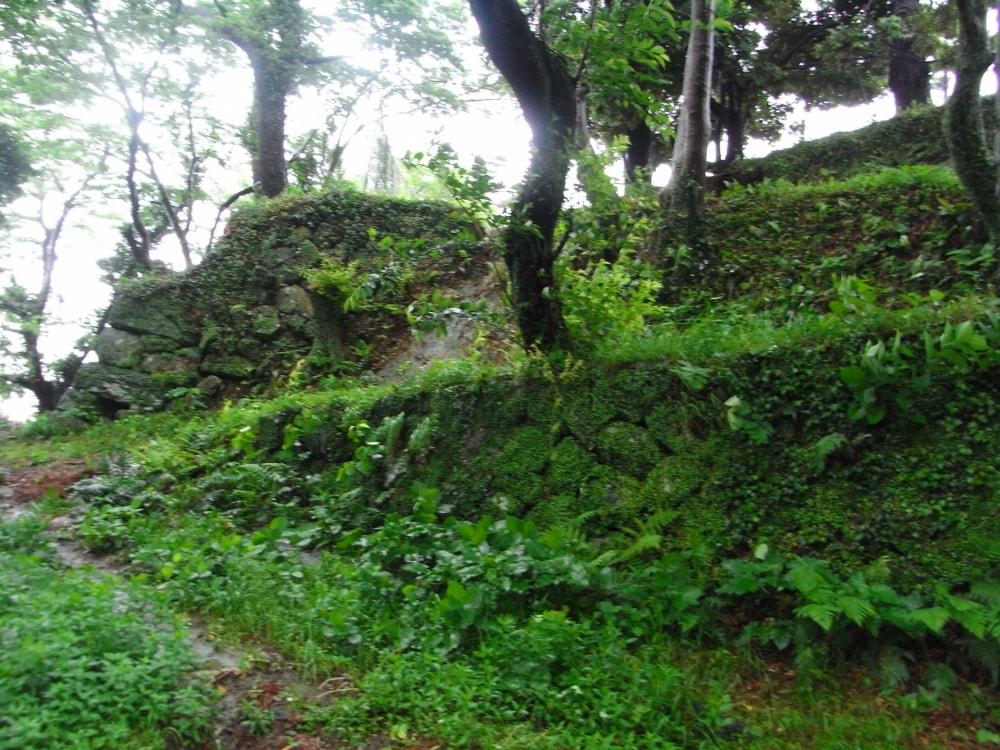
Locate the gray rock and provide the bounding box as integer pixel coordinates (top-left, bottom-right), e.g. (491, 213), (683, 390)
(107, 285), (198, 344)
(140, 353), (200, 376)
(253, 306), (281, 337)
(94, 328), (144, 368)
(197, 375), (225, 397)
(73, 363), (165, 409)
(276, 285), (314, 318)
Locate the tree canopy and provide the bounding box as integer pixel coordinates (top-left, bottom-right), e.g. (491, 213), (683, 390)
(0, 0), (985, 407)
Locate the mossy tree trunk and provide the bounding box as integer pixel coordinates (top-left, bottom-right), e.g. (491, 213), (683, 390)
(659, 0), (715, 278)
(468, 0), (575, 354)
(945, 0), (999, 246)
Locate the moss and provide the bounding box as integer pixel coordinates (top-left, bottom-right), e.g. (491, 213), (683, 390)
(487, 426), (551, 504)
(560, 373), (621, 447)
(593, 421), (661, 479)
(546, 437), (597, 496)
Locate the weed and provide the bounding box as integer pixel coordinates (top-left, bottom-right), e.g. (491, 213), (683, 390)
(0, 544), (216, 748)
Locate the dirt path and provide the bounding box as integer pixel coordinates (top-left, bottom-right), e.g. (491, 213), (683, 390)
(0, 459), (364, 750)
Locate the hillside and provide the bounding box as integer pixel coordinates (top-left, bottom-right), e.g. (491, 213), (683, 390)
(4, 108), (1000, 749)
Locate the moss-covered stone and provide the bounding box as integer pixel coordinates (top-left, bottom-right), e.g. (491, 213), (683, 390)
(200, 354), (257, 378)
(593, 421), (661, 479)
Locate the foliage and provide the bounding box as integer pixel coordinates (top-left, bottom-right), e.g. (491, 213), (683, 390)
(0, 121), (30, 216)
(730, 102), (994, 187)
(720, 544), (1000, 692)
(0, 518), (216, 749)
(8, 114), (1000, 747)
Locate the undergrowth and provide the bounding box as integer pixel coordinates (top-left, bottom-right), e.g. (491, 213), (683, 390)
(3, 149), (1000, 748)
(0, 517), (216, 750)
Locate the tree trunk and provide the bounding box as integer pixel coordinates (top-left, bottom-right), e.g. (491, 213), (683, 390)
(715, 80), (746, 166)
(624, 120), (654, 184)
(468, 0), (575, 353)
(660, 0), (715, 263)
(946, 0), (998, 243)
(888, 0), (930, 111)
(246, 50), (290, 198)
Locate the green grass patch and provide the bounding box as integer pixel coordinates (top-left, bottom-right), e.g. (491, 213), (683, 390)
(0, 517), (217, 750)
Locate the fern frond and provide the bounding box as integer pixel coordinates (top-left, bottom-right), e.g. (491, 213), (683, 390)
(879, 645), (912, 690)
(910, 606), (951, 634)
(836, 594), (877, 627)
(787, 557), (833, 596)
(618, 533), (663, 562)
(795, 602), (839, 631)
(971, 581), (1000, 609)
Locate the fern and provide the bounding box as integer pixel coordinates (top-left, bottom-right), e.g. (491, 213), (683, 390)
(836, 594), (877, 628)
(909, 606), (951, 634)
(970, 580), (1000, 609)
(811, 431), (849, 471)
(786, 557), (832, 596)
(925, 662), (958, 695)
(879, 645), (913, 690)
(795, 602), (839, 631)
(611, 509), (679, 563)
(961, 636), (1000, 685)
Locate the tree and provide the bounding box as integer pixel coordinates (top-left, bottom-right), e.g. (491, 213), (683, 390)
(660, 0), (715, 263)
(540, 0), (676, 184)
(0, 162), (108, 412)
(188, 0), (467, 199)
(888, 0), (932, 110)
(80, 0), (212, 269)
(185, 0), (321, 198)
(945, 0), (998, 247)
(1, 0), (228, 271)
(468, 0), (576, 353)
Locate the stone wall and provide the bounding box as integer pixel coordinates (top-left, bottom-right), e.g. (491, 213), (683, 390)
(68, 190), (481, 416)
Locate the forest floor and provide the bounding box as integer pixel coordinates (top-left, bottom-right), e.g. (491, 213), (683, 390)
(1, 457), (994, 749)
(0, 458), (369, 750)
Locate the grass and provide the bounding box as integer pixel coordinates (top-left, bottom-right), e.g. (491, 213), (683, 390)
(0, 516), (217, 749)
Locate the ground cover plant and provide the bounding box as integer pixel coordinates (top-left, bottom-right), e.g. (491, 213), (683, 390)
(6, 126), (1000, 748)
(0, 516), (217, 750)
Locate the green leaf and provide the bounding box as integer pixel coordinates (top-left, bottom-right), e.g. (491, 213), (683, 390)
(910, 606), (951, 634)
(971, 581), (1000, 608)
(786, 557), (832, 596)
(795, 602), (838, 631)
(836, 595), (876, 627)
(839, 364), (866, 389)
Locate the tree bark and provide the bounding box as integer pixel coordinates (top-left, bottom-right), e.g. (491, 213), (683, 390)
(888, 0), (931, 111)
(247, 49), (290, 198)
(660, 0), (715, 263)
(210, 0), (310, 199)
(624, 120), (654, 184)
(946, 0), (998, 243)
(468, 0), (575, 353)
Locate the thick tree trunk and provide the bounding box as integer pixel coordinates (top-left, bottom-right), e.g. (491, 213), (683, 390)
(946, 0), (998, 242)
(468, 0), (574, 353)
(889, 38), (931, 110)
(247, 51), (290, 198)
(888, 0), (930, 111)
(660, 0), (715, 262)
